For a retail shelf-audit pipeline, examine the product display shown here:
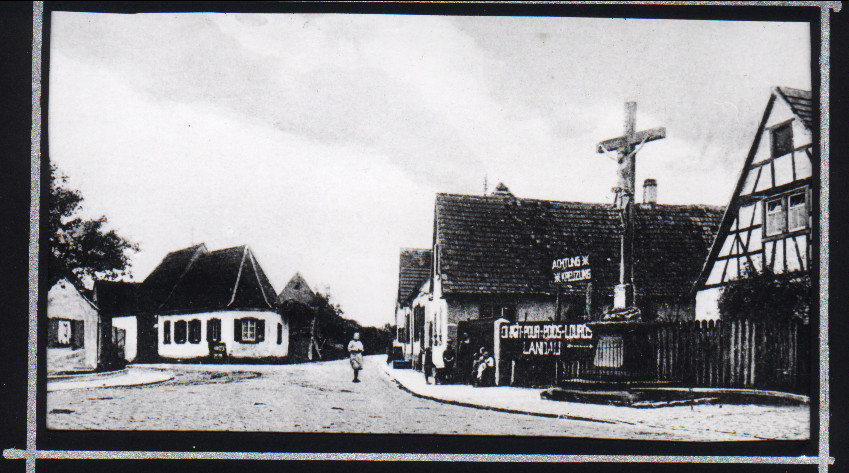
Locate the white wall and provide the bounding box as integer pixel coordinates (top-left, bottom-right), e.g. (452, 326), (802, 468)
(112, 316), (138, 362)
(158, 310), (288, 360)
(47, 279), (99, 370)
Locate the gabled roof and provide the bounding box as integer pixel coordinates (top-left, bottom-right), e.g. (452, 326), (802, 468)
(435, 192), (723, 299)
(398, 248), (432, 304)
(95, 243), (278, 315)
(278, 272), (316, 306)
(158, 245), (277, 313)
(775, 86), (813, 130)
(692, 87), (813, 293)
(94, 280), (142, 316)
(142, 243), (207, 308)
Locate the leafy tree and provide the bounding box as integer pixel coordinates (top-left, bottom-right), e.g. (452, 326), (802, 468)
(49, 164), (139, 287)
(718, 264), (811, 322)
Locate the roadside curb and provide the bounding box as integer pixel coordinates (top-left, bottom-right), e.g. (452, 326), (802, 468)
(47, 369), (175, 391)
(47, 368), (129, 381)
(378, 363), (622, 425)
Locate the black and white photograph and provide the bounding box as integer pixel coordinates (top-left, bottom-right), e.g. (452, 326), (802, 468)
(6, 3), (834, 466)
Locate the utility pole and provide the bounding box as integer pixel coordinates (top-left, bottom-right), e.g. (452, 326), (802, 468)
(596, 102), (666, 309)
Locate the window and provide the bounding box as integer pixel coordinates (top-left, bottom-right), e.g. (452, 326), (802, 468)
(207, 318), (221, 342)
(765, 198), (786, 236)
(765, 191), (808, 237)
(174, 320), (187, 344)
(770, 122), (793, 158)
(163, 320), (171, 344)
(277, 323), (283, 344)
(48, 319), (84, 348)
(188, 319), (202, 344)
(788, 192), (807, 231)
(235, 318), (265, 343)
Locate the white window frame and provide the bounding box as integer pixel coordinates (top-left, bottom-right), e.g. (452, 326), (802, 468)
(242, 319), (257, 342)
(765, 197), (786, 236)
(788, 192), (807, 231)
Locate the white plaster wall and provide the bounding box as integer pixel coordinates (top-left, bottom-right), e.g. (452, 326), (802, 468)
(158, 310), (288, 360)
(112, 316), (137, 362)
(695, 288), (721, 321)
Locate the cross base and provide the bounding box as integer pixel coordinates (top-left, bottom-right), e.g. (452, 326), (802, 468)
(613, 283), (633, 309)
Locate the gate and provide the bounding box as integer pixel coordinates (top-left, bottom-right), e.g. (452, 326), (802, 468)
(111, 326), (126, 362)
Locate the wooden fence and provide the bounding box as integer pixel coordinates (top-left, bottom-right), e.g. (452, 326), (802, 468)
(650, 319), (810, 393)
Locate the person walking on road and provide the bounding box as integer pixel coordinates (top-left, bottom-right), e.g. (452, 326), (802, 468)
(348, 332), (365, 383)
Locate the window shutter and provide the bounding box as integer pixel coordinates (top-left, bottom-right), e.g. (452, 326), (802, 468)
(256, 319), (265, 342)
(234, 319), (242, 342)
(207, 319), (213, 342)
(72, 320), (85, 348)
(47, 319), (59, 347)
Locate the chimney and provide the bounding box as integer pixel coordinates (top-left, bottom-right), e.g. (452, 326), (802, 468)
(643, 178), (657, 205)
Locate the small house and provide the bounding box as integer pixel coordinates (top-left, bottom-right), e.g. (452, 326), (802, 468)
(96, 243), (288, 362)
(47, 275), (100, 373)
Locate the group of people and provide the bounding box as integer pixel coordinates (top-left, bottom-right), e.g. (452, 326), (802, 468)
(423, 332), (494, 387)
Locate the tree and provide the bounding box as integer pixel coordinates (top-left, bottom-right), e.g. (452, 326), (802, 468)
(717, 264), (811, 322)
(49, 164), (139, 287)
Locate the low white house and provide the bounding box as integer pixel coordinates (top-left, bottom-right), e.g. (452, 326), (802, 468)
(97, 243), (287, 362)
(47, 277), (100, 373)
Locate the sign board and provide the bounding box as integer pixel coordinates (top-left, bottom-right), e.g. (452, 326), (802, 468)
(499, 322), (594, 357)
(552, 254), (591, 283)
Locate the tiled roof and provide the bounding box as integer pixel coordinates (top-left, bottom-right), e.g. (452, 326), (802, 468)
(398, 248), (432, 304)
(142, 243), (207, 308)
(776, 87), (813, 130)
(94, 280), (143, 316)
(159, 245), (277, 313)
(278, 272), (316, 306)
(435, 192), (723, 299)
(96, 244), (277, 315)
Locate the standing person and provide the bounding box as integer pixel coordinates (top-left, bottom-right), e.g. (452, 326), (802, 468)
(458, 332), (472, 384)
(437, 342), (456, 384)
(348, 332), (364, 383)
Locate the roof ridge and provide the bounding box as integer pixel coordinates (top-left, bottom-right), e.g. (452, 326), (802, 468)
(226, 246), (250, 307)
(152, 244), (206, 311)
(247, 249), (275, 309)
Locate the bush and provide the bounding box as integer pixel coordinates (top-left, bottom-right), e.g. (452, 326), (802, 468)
(718, 265), (811, 322)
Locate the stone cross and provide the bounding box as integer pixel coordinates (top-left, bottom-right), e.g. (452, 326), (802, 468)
(596, 102), (666, 308)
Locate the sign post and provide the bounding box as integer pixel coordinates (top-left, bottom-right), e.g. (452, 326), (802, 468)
(551, 254), (591, 321)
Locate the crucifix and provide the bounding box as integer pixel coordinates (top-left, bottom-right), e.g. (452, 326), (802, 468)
(596, 102), (665, 309)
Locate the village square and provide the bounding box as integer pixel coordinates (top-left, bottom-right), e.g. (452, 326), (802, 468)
(44, 12), (814, 441)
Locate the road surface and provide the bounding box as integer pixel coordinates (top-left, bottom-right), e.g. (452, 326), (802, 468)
(46, 356), (781, 439)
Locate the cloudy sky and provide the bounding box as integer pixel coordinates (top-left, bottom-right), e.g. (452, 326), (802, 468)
(48, 11), (811, 327)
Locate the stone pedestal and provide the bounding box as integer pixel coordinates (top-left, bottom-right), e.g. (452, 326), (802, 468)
(586, 319), (653, 381)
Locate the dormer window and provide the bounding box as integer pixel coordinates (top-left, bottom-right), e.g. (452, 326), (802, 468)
(770, 121), (793, 158)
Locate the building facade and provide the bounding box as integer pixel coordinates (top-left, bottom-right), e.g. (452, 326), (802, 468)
(403, 183), (723, 372)
(693, 87), (814, 319)
(96, 243), (288, 362)
(394, 248), (432, 365)
(47, 277), (101, 373)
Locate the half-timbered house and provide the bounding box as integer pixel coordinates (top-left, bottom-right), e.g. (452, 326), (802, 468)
(693, 87), (814, 319)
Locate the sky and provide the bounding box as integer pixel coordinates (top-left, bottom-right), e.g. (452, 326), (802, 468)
(48, 11), (811, 327)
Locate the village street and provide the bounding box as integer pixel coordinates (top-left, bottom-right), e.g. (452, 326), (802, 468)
(46, 356), (807, 440)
